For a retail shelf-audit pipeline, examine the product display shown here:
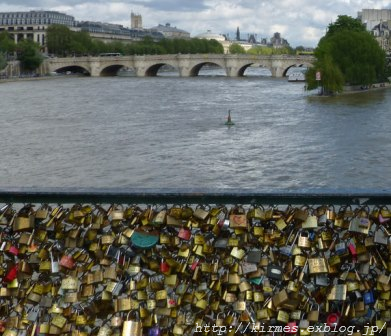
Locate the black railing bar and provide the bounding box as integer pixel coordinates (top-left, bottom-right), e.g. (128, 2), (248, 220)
(1, 188), (391, 205)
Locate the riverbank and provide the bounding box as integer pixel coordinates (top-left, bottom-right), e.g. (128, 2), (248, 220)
(307, 81), (391, 97)
(0, 74), (85, 84)
(343, 82), (391, 94)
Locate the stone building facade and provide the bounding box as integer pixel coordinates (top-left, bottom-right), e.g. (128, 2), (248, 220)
(0, 11), (75, 47)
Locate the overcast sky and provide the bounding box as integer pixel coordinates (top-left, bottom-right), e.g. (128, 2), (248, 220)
(1, 0), (391, 47)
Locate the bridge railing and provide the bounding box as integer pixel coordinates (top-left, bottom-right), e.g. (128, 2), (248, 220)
(1, 187), (390, 205)
(1, 188), (390, 334)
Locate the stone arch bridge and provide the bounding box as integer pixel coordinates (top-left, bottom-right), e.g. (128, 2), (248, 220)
(44, 54), (315, 78)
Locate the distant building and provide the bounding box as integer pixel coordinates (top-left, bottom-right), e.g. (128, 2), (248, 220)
(371, 21), (391, 53)
(358, 9), (391, 53)
(195, 29), (292, 53)
(77, 21), (164, 43)
(151, 23), (190, 39)
(0, 10), (165, 51)
(195, 30), (230, 52)
(270, 32), (289, 48)
(131, 12), (142, 29)
(0, 10), (75, 46)
(358, 9), (391, 31)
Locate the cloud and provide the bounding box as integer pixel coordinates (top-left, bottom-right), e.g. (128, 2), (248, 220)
(1, 0), (391, 47)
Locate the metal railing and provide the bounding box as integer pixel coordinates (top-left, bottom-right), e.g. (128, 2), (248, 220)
(1, 188), (391, 206)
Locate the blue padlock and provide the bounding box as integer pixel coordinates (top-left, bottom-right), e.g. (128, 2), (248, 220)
(309, 231), (316, 241)
(363, 290), (375, 305)
(148, 325), (162, 336)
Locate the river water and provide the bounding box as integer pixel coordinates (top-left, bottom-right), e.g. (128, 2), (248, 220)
(1, 72), (391, 192)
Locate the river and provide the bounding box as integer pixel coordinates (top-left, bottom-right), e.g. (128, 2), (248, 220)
(1, 72), (391, 192)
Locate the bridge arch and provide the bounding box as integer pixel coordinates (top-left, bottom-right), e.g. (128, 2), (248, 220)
(52, 65), (90, 75)
(282, 62), (312, 77)
(189, 62), (226, 76)
(144, 63), (180, 76)
(100, 64), (133, 76)
(236, 63), (253, 77)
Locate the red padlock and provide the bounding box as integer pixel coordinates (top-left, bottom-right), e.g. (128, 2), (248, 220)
(190, 258), (199, 271)
(326, 312), (341, 328)
(59, 255), (75, 269)
(4, 264), (18, 282)
(0, 320), (6, 333)
(178, 227), (191, 240)
(285, 322), (298, 334)
(8, 245), (19, 256)
(347, 243), (357, 261)
(160, 259), (170, 273)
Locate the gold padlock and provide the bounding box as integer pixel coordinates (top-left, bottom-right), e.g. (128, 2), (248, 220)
(122, 310), (142, 336)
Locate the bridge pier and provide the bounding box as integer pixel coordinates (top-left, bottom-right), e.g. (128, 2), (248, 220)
(225, 67), (236, 77)
(178, 67), (191, 77)
(89, 62), (101, 77)
(135, 67), (147, 77)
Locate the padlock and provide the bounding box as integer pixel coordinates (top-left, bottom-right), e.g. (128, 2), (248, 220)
(307, 303), (320, 321)
(130, 227), (159, 249)
(363, 290), (375, 304)
(97, 325), (112, 336)
(286, 321), (298, 334)
(59, 252), (75, 269)
(326, 312), (340, 328)
(267, 263), (283, 281)
(298, 230), (311, 249)
(177, 226), (191, 240)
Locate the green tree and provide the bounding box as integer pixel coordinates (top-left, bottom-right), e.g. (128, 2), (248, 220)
(306, 54), (344, 94)
(271, 46), (293, 55)
(229, 43), (246, 54)
(206, 39), (224, 54)
(46, 24), (72, 56)
(70, 31), (94, 56)
(325, 15), (366, 36)
(17, 39), (43, 72)
(0, 53), (6, 70)
(0, 31), (16, 54)
(247, 46), (273, 55)
(307, 15), (387, 93)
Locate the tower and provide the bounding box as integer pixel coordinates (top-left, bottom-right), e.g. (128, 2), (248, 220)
(236, 26), (240, 41)
(131, 12), (142, 29)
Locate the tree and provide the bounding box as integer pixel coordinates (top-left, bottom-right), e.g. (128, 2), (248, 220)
(70, 31), (94, 56)
(229, 43), (246, 54)
(0, 53), (6, 70)
(306, 54), (344, 94)
(17, 39), (43, 72)
(46, 24), (72, 56)
(325, 15), (366, 36)
(0, 31), (16, 54)
(247, 46), (272, 55)
(206, 39), (224, 54)
(307, 15), (386, 93)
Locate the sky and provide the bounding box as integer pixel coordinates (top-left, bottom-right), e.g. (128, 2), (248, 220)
(1, 0), (391, 47)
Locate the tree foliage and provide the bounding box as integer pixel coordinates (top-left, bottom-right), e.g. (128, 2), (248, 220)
(229, 43), (246, 54)
(306, 15), (387, 93)
(0, 53), (6, 70)
(46, 24), (73, 56)
(17, 39), (43, 71)
(325, 15), (366, 37)
(46, 25), (224, 56)
(306, 54), (344, 94)
(0, 31), (16, 54)
(247, 45), (294, 55)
